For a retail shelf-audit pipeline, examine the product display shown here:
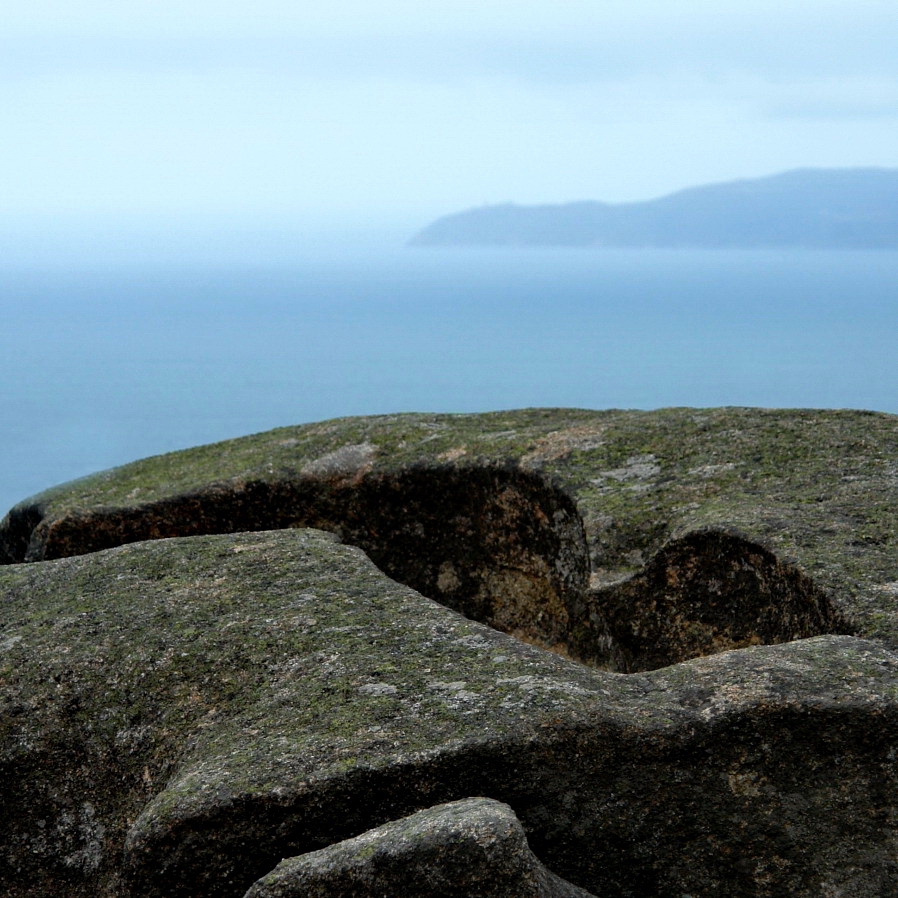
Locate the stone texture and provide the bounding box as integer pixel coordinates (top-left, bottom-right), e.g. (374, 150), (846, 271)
(3, 408), (898, 897)
(241, 798), (596, 898)
(5, 408), (898, 668)
(2, 529), (898, 896)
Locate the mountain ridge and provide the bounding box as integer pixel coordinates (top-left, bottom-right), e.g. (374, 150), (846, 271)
(409, 168), (898, 248)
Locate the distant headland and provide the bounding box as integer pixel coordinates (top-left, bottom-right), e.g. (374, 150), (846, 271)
(409, 168), (898, 249)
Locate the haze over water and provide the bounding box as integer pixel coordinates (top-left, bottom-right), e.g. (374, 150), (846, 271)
(2, 1), (896, 512)
(2, 241), (897, 514)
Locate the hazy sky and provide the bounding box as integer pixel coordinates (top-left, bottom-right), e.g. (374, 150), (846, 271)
(3, 0), (897, 234)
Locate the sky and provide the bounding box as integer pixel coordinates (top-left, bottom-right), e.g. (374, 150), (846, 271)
(2, 0), (897, 244)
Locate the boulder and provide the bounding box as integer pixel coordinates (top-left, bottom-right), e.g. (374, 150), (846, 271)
(3, 408), (898, 897)
(5, 407), (898, 669)
(241, 798), (596, 898)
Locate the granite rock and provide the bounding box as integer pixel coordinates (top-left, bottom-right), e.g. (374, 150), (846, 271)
(3, 408), (898, 897)
(5, 407), (898, 668)
(241, 797), (597, 898)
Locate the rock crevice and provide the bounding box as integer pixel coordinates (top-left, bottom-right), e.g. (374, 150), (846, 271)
(4, 406), (898, 897)
(0, 459), (851, 673)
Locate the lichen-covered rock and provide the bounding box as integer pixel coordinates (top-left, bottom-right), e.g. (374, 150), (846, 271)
(4, 408), (898, 669)
(241, 798), (596, 898)
(4, 408), (898, 897)
(3, 528), (898, 897)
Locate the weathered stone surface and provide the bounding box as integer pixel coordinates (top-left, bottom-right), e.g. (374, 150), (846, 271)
(3, 407), (898, 897)
(242, 798), (596, 898)
(3, 528), (898, 896)
(4, 408), (898, 667)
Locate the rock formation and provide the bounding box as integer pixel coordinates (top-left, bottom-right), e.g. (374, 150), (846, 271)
(243, 798), (596, 898)
(3, 407), (898, 896)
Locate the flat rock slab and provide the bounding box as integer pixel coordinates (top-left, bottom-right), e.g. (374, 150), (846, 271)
(4, 408), (898, 897)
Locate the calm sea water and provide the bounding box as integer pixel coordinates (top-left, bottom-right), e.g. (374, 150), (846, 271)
(2, 244), (897, 515)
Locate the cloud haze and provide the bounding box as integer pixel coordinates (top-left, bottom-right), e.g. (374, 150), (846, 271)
(1, 0), (896, 236)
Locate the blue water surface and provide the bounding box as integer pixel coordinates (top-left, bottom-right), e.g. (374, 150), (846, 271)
(1, 244), (896, 514)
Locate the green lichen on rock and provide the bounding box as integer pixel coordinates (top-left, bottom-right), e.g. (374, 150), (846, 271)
(4, 529), (898, 897)
(4, 407), (898, 897)
(4, 407), (898, 665)
(242, 797), (597, 898)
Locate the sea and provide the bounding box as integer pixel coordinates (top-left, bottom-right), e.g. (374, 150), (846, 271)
(2, 241), (897, 516)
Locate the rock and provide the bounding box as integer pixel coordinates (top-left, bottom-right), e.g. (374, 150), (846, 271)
(5, 408), (898, 668)
(241, 798), (596, 898)
(3, 530), (898, 897)
(3, 408), (898, 897)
